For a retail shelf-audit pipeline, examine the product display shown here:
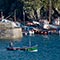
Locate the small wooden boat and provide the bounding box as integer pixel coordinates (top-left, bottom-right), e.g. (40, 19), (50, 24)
(7, 36), (38, 52)
(6, 45), (38, 52)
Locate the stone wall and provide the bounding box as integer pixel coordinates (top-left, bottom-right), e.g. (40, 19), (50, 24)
(0, 22), (23, 39)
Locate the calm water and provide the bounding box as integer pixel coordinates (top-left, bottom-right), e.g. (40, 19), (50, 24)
(0, 35), (60, 60)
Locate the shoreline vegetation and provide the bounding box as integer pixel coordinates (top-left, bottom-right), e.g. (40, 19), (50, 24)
(0, 0), (60, 22)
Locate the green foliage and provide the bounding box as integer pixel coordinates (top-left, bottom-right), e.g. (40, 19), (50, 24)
(0, 0), (60, 20)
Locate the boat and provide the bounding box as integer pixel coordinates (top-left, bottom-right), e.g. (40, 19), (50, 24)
(6, 37), (38, 52)
(6, 45), (38, 52)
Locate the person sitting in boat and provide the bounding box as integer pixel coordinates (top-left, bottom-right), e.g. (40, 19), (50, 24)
(9, 42), (13, 48)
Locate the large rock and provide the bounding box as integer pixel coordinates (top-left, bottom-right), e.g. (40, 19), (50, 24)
(0, 22), (23, 39)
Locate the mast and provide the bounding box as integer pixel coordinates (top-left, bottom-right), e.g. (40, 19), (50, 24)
(29, 36), (31, 47)
(29, 39), (31, 47)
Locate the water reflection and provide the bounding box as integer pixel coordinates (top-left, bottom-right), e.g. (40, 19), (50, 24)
(0, 35), (60, 60)
(42, 35), (49, 40)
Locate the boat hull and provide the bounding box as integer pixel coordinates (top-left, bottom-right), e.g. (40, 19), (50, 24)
(7, 47), (27, 51)
(6, 45), (38, 52)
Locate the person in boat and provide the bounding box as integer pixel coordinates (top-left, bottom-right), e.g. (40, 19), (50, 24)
(9, 42), (13, 48)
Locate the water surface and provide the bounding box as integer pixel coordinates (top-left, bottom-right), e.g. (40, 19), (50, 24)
(0, 35), (60, 60)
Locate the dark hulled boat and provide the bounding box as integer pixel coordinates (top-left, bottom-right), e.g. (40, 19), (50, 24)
(7, 45), (38, 52)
